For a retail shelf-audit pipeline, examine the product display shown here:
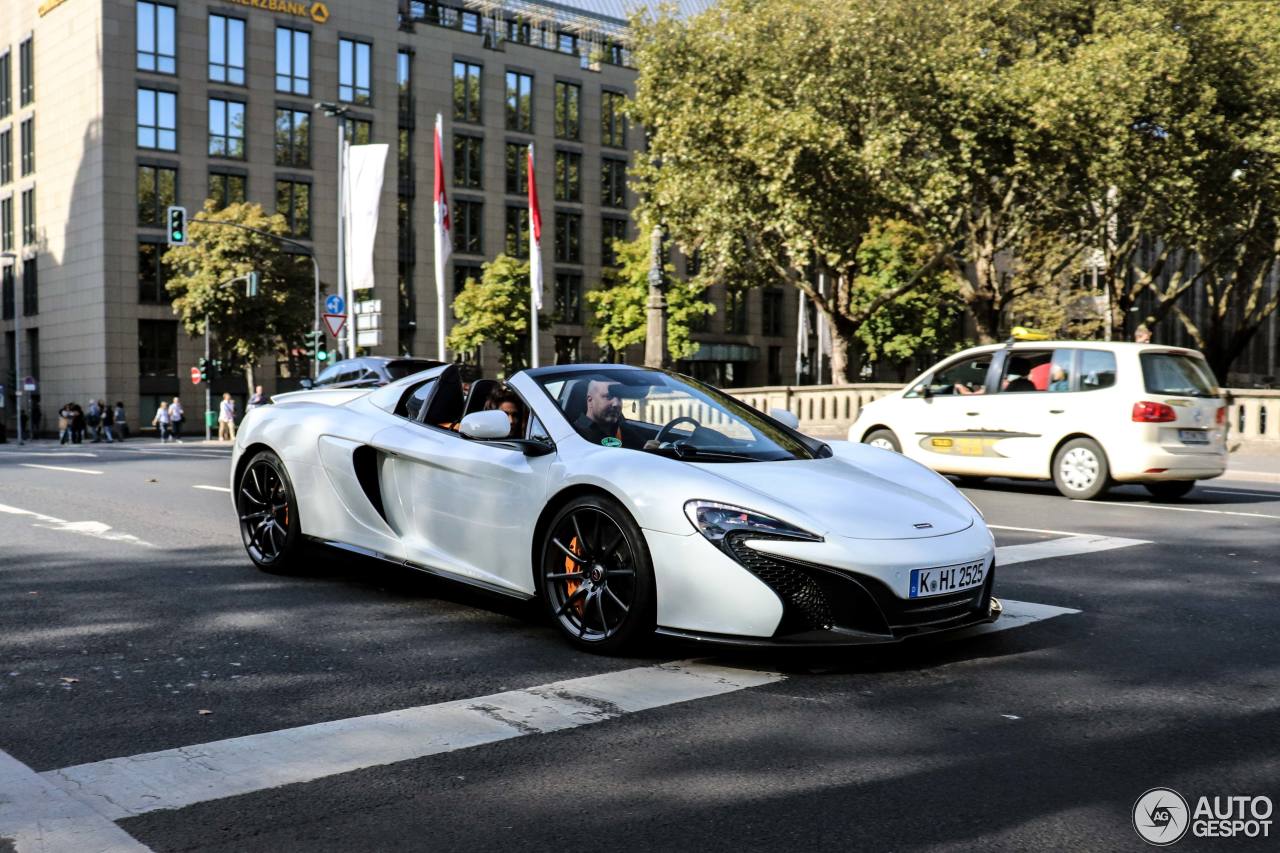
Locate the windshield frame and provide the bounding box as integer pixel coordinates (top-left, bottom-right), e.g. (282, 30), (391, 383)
(525, 366), (826, 462)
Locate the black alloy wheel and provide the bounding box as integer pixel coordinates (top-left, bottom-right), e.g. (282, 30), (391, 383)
(540, 495), (655, 653)
(237, 450), (305, 572)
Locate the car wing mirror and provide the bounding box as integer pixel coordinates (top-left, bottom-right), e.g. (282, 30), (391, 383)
(770, 408), (800, 430)
(459, 410), (513, 439)
(922, 384), (933, 399)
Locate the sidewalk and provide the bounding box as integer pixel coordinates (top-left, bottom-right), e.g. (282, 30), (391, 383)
(1226, 445), (1280, 483)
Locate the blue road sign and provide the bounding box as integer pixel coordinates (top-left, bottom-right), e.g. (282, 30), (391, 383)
(325, 294), (346, 315)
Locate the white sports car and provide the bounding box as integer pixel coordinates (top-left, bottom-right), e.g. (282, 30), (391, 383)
(230, 364), (1000, 652)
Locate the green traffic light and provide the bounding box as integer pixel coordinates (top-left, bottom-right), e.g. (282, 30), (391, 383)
(317, 350), (329, 362)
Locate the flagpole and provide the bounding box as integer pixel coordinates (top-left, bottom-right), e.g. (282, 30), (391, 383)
(795, 289), (807, 384)
(433, 113), (449, 362)
(527, 142), (543, 369)
(816, 270), (826, 385)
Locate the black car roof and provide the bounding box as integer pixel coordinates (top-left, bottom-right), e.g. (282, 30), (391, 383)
(519, 363), (648, 379)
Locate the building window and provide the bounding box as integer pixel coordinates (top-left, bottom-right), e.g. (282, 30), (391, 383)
(554, 272), (582, 324)
(275, 109), (311, 167)
(137, 165), (176, 226)
(554, 211), (580, 263)
(554, 150), (580, 202)
(768, 345), (783, 385)
(276, 27), (310, 95)
(453, 61), (482, 123)
(1, 265), (11, 320)
(505, 205), (529, 258)
(554, 82), (580, 140)
(505, 71), (533, 132)
(0, 130), (10, 184)
(0, 53), (10, 117)
(339, 39), (373, 105)
(0, 197), (11, 252)
(601, 157), (626, 208)
(602, 90), (627, 148)
(506, 19), (531, 45)
(453, 134), (483, 189)
(762, 288), (784, 336)
(137, 241), (171, 303)
(454, 199), (483, 254)
(726, 287), (749, 334)
(505, 142), (529, 194)
(398, 50), (413, 119)
(21, 188), (34, 245)
(138, 320), (178, 378)
(209, 98), (246, 159)
(208, 171), (246, 208)
(461, 10), (480, 33)
(21, 258), (36, 316)
(601, 217), (626, 267)
(275, 179), (311, 238)
(557, 32), (578, 56)
(453, 262), (482, 296)
(209, 15), (246, 85)
(554, 335), (579, 364)
(19, 118), (34, 176)
(398, 128), (413, 182)
(19, 38), (33, 106)
(136, 2), (177, 74)
(344, 117), (372, 145)
(397, 194), (414, 259)
(137, 88), (177, 150)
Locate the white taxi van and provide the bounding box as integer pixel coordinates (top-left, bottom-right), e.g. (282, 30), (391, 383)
(848, 341), (1228, 499)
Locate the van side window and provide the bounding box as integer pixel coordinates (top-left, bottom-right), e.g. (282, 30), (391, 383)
(1079, 350), (1117, 391)
(929, 356), (992, 395)
(999, 348), (1074, 392)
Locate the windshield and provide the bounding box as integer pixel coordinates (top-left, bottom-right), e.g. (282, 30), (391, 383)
(1140, 352), (1218, 398)
(385, 359), (440, 381)
(533, 368), (817, 462)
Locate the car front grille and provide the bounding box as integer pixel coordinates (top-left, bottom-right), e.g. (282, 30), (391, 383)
(724, 533), (993, 639)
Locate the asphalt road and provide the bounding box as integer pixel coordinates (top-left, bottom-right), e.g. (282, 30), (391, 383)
(1, 439), (1277, 852)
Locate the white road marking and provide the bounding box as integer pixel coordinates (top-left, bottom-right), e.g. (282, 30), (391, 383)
(988, 523), (1096, 538)
(1077, 500), (1280, 521)
(192, 484), (231, 493)
(995, 534), (1150, 567)
(960, 598), (1081, 638)
(18, 463), (104, 475)
(0, 451), (99, 458)
(1204, 488), (1280, 499)
(0, 503), (155, 548)
(0, 749), (152, 852)
(44, 661), (783, 821)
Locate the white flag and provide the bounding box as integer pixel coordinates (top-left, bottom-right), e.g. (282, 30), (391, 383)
(528, 144), (543, 310)
(343, 144), (388, 293)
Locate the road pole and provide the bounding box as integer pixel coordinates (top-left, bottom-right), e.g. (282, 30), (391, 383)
(204, 314), (212, 442)
(337, 120), (349, 359)
(12, 258), (23, 445)
(310, 255), (321, 379)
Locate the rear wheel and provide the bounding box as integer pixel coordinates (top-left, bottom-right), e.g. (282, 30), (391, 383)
(539, 495), (655, 654)
(1052, 438), (1111, 500)
(863, 428), (901, 453)
(1144, 480), (1196, 500)
(237, 450), (307, 573)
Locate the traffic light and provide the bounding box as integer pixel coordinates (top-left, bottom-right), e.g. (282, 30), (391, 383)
(197, 357), (210, 382)
(211, 358), (223, 379)
(304, 330), (329, 363)
(166, 205), (188, 246)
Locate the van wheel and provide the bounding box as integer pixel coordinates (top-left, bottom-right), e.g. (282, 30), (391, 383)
(1144, 480), (1195, 500)
(1052, 438), (1110, 500)
(863, 429), (901, 453)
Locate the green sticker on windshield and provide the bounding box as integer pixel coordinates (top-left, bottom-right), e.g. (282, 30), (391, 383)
(601, 436), (622, 447)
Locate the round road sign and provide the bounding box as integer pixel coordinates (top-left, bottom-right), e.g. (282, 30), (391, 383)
(191, 366), (202, 385)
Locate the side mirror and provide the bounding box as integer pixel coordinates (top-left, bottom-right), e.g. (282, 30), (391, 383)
(770, 408), (800, 430)
(300, 379), (313, 390)
(459, 410), (513, 440)
(922, 384), (933, 399)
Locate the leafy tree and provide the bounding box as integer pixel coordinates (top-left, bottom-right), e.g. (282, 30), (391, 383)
(585, 227), (714, 362)
(447, 254), (547, 374)
(163, 201), (315, 393)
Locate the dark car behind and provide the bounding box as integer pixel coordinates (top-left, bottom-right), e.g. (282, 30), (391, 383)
(311, 357), (444, 390)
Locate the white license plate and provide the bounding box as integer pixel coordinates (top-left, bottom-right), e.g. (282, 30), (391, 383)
(909, 561), (986, 599)
(1179, 429), (1210, 444)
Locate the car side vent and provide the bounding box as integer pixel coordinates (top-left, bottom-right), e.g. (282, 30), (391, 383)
(351, 445), (388, 524)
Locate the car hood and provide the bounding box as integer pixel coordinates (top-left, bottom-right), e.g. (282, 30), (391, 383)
(698, 456), (974, 540)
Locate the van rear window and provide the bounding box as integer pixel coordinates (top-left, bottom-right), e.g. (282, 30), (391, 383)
(1140, 352), (1217, 397)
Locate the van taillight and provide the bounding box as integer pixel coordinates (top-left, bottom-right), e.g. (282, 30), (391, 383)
(1132, 401), (1177, 423)
(1216, 406), (1227, 425)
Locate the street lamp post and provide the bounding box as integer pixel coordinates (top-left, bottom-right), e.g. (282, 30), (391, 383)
(317, 102), (351, 358)
(1, 252), (21, 445)
(644, 223), (668, 369)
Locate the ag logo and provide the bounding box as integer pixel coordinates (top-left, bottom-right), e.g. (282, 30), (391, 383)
(601, 436), (622, 447)
(1134, 788), (1190, 846)
(309, 1), (329, 23)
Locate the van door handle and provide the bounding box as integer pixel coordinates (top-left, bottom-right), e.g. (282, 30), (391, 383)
(1049, 409), (1065, 414)
(966, 412), (980, 416)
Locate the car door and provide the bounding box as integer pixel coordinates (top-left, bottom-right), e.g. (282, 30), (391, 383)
(899, 352), (1002, 475)
(972, 347), (1073, 477)
(372, 371), (556, 597)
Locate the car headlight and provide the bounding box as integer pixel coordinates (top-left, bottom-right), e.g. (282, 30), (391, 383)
(683, 500), (822, 544)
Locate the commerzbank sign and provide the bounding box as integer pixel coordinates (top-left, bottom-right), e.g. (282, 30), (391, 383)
(223, 0), (330, 24)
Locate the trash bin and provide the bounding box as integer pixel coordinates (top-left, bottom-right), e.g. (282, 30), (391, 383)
(205, 410), (217, 429)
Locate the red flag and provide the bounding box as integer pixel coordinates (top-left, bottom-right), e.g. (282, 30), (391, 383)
(528, 144), (543, 310)
(434, 116), (452, 272)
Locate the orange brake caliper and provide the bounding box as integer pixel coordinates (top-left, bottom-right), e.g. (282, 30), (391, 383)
(565, 536), (585, 614)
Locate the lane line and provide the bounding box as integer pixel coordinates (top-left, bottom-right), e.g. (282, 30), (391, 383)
(192, 485), (231, 493)
(18, 463), (104, 475)
(44, 661), (783, 821)
(995, 534), (1150, 567)
(988, 523), (1096, 538)
(0, 452), (99, 458)
(0, 503), (155, 548)
(1203, 488), (1280, 499)
(959, 598), (1080, 638)
(1077, 501), (1280, 521)
(0, 749), (152, 852)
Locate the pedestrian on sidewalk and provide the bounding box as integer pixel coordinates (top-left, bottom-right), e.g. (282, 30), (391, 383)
(247, 385), (269, 411)
(152, 400), (172, 442)
(70, 403), (85, 444)
(58, 403), (73, 444)
(218, 393), (237, 441)
(170, 396), (185, 440)
(100, 399), (116, 442)
(87, 399), (103, 442)
(113, 401), (129, 440)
